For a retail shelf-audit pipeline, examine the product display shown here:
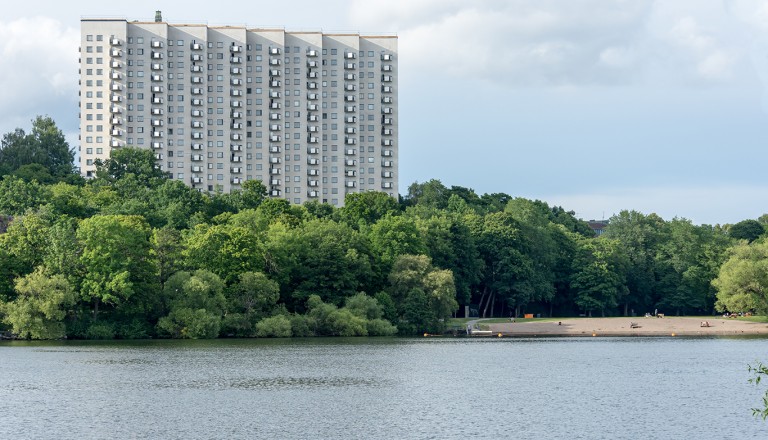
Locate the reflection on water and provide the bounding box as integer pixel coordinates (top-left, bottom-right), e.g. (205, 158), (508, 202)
(1, 337), (767, 439)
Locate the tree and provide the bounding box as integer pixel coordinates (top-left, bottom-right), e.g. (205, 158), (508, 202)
(570, 238), (628, 317)
(1, 267), (75, 339)
(0, 116), (75, 179)
(729, 220), (765, 243)
(77, 215), (156, 318)
(223, 271), (280, 336)
(157, 270), (227, 338)
(0, 176), (49, 215)
(713, 240), (768, 314)
(94, 147), (167, 187)
(183, 223), (263, 284)
(340, 191), (400, 226)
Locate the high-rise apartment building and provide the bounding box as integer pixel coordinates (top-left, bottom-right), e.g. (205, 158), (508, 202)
(79, 16), (397, 205)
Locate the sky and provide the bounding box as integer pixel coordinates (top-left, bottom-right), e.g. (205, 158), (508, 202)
(1, 0), (768, 225)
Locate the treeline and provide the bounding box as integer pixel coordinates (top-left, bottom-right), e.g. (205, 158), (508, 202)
(1, 117), (766, 339)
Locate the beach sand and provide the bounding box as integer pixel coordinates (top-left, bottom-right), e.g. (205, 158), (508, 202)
(485, 317), (768, 337)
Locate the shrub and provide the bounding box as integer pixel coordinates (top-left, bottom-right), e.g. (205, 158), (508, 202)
(255, 315), (292, 337)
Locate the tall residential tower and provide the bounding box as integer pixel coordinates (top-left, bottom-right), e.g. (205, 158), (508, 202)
(80, 16), (398, 205)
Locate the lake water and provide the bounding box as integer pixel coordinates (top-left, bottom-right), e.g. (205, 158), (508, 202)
(1, 336), (767, 439)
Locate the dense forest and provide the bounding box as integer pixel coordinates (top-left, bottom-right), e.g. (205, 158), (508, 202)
(1, 117), (767, 340)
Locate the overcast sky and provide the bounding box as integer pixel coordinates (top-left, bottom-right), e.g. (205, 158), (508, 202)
(2, 0), (768, 225)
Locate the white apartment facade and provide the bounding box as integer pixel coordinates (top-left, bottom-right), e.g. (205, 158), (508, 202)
(79, 18), (398, 205)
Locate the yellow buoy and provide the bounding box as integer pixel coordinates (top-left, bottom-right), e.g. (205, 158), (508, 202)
(671, 333), (676, 337)
(497, 333), (502, 338)
(592, 333), (597, 337)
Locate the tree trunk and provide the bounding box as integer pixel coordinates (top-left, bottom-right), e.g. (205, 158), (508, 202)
(477, 287), (488, 318)
(93, 298), (100, 320)
(515, 305), (521, 319)
(549, 302), (553, 318)
(490, 294), (496, 318)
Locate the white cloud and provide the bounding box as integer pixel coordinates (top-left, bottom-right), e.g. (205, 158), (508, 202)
(0, 17), (79, 133)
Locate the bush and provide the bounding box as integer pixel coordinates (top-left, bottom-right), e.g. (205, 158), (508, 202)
(157, 307), (221, 339)
(289, 314), (314, 337)
(255, 315), (292, 337)
(366, 318), (398, 336)
(86, 322), (116, 340)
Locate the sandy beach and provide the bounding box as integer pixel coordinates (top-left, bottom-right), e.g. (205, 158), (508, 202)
(484, 317), (768, 337)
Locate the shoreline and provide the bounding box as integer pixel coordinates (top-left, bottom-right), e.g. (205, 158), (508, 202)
(483, 317), (768, 337)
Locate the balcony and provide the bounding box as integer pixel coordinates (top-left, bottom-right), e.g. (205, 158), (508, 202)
(191, 165), (203, 172)
(151, 63), (163, 71)
(307, 169), (319, 176)
(110, 37), (121, 46)
(344, 106), (356, 113)
(269, 157), (281, 164)
(231, 111), (242, 118)
(308, 82), (318, 90)
(307, 49), (318, 57)
(192, 154), (204, 161)
(270, 91), (282, 98)
(270, 102), (281, 109)
(308, 180), (319, 187)
(192, 132), (204, 139)
(269, 58), (281, 66)
(345, 84), (356, 91)
(382, 171), (394, 178)
(382, 128), (393, 136)
(382, 96), (393, 104)
(151, 131), (163, 138)
(110, 106), (121, 113)
(191, 143), (204, 150)
(231, 78), (242, 86)
(111, 117), (122, 125)
(151, 119), (164, 127)
(191, 177), (203, 184)
(111, 60), (121, 68)
(345, 181), (356, 188)
(270, 168), (282, 175)
(307, 60), (318, 68)
(381, 54), (393, 61)
(345, 159), (357, 166)
(269, 47), (281, 55)
(382, 65), (393, 72)
(346, 52), (356, 59)
(231, 56), (242, 64)
(270, 135), (282, 142)
(307, 158), (319, 165)
(110, 140), (122, 147)
(151, 74), (163, 82)
(308, 125), (319, 133)
(231, 89), (243, 96)
(270, 190), (281, 196)
(191, 76), (203, 84)
(231, 155), (243, 163)
(307, 104), (318, 111)
(346, 170), (356, 177)
(382, 86), (393, 93)
(192, 99), (203, 106)
(345, 127), (356, 134)
(382, 107), (393, 114)
(111, 83), (122, 91)
(345, 95), (356, 102)
(191, 109), (204, 117)
(308, 114), (319, 122)
(270, 80), (281, 87)
(307, 71), (318, 79)
(269, 146), (281, 153)
(382, 160), (393, 167)
(231, 133), (242, 141)
(307, 93), (318, 101)
(307, 190), (319, 198)
(111, 129), (122, 136)
(345, 116), (357, 123)
(151, 85), (164, 93)
(192, 87), (203, 95)
(151, 40), (164, 48)
(191, 42), (204, 51)
(231, 67), (242, 74)
(382, 182), (393, 189)
(344, 62), (355, 70)
(345, 138), (356, 145)
(345, 148), (356, 156)
(231, 100), (243, 108)
(382, 117), (393, 125)
(231, 167), (242, 173)
(231, 144), (242, 152)
(231, 177), (242, 184)
(110, 95), (122, 102)
(270, 113), (281, 121)
(382, 75), (393, 82)
(382, 139), (393, 146)
(230, 44), (242, 53)
(191, 121), (204, 128)
(382, 150), (394, 157)
(152, 142), (163, 149)
(344, 73), (356, 80)
(152, 51), (164, 60)
(191, 65), (203, 72)
(111, 72), (122, 80)
(270, 178), (281, 186)
(269, 124), (281, 131)
(154, 153), (163, 160)
(111, 49), (122, 57)
(232, 122), (243, 129)
(307, 136), (319, 143)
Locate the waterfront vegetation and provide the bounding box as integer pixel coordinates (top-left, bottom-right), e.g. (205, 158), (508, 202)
(3, 117), (768, 339)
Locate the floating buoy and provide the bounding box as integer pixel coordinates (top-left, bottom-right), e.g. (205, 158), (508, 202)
(671, 333), (676, 337)
(497, 333), (502, 338)
(592, 333), (597, 337)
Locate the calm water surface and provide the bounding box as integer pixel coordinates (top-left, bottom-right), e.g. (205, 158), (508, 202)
(1, 337), (767, 439)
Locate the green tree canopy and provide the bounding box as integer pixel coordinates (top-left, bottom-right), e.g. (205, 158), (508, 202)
(0, 116), (75, 179)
